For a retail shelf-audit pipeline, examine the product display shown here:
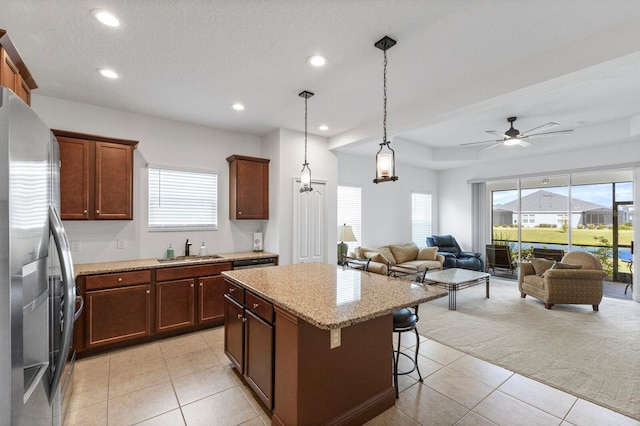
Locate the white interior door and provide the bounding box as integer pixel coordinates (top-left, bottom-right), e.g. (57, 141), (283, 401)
(293, 179), (326, 264)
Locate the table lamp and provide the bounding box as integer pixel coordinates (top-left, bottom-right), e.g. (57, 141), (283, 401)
(337, 224), (357, 266)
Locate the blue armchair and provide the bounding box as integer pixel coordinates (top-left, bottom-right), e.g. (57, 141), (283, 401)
(426, 235), (484, 271)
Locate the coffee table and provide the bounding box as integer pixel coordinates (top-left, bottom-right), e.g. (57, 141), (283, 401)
(423, 268), (490, 310)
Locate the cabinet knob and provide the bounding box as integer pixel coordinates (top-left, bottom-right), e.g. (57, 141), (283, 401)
(229, 288), (235, 292)
(96, 210), (100, 214)
(239, 211), (242, 215)
(190, 283), (194, 288)
(83, 209), (87, 214)
(199, 282), (203, 287)
(118, 277), (122, 282)
(146, 290), (150, 294)
(253, 303), (259, 309)
(237, 313), (243, 320)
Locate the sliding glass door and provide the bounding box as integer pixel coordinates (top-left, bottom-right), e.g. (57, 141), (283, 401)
(489, 169), (633, 283)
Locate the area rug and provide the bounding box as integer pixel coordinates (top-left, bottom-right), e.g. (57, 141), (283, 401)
(418, 278), (640, 420)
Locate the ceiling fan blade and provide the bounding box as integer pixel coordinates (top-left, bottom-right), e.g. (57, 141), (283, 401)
(520, 122), (559, 137)
(523, 129), (574, 139)
(517, 140), (532, 148)
(478, 142), (503, 152)
(486, 130), (508, 138)
(460, 138), (503, 147)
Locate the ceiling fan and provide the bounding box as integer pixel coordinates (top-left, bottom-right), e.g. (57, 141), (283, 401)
(461, 116), (574, 152)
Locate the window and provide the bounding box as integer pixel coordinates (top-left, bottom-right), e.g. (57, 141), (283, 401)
(337, 186), (361, 253)
(522, 214), (535, 225)
(411, 193), (432, 247)
(148, 166), (218, 231)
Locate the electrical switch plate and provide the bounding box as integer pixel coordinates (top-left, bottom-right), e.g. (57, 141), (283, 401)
(117, 239), (125, 249)
(70, 240), (80, 251)
(330, 328), (341, 349)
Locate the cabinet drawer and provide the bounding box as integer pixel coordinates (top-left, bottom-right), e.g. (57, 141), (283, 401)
(156, 262), (232, 282)
(224, 279), (245, 304)
(246, 291), (273, 323)
(86, 270), (151, 290)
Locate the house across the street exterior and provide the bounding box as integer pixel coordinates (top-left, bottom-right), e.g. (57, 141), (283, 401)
(492, 190), (619, 228)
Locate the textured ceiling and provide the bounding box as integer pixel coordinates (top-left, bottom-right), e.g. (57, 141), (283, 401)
(3, 0), (640, 170)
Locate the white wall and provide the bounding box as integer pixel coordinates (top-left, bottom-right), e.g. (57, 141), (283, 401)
(337, 153), (438, 248)
(32, 95), (266, 264)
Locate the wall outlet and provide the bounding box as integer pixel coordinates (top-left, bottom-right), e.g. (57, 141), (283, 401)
(116, 239), (125, 249)
(70, 240), (80, 251)
(330, 328), (341, 349)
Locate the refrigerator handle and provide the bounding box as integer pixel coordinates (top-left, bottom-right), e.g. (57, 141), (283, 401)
(48, 204), (76, 396)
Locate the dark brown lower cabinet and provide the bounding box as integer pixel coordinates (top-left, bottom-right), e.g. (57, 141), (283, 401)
(85, 284), (151, 347)
(198, 275), (226, 324)
(244, 309), (274, 408)
(224, 295), (245, 371)
(224, 291), (274, 410)
(156, 279), (195, 332)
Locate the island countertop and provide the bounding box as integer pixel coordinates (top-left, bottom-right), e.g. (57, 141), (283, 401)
(222, 263), (447, 330)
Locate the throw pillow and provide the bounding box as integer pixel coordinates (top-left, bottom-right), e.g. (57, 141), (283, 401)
(390, 243), (419, 264)
(551, 262), (582, 270)
(417, 246), (438, 260)
(357, 246), (377, 258)
(377, 246), (397, 265)
(364, 251), (388, 264)
(530, 258), (555, 277)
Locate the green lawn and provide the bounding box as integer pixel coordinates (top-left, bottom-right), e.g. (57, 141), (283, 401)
(492, 227), (633, 247)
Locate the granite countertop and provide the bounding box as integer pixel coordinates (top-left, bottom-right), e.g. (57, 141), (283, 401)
(73, 251), (278, 277)
(222, 263), (448, 330)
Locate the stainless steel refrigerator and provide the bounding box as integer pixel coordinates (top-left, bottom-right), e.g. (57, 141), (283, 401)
(0, 87), (81, 425)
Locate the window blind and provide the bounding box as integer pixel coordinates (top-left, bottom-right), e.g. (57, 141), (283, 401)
(148, 167), (218, 230)
(411, 192), (432, 247)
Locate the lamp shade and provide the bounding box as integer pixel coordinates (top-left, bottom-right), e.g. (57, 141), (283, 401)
(337, 224), (357, 242)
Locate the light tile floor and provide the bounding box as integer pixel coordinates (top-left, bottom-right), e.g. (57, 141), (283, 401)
(65, 326), (640, 426)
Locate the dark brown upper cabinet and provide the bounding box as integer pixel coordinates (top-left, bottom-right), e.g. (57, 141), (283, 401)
(53, 129), (138, 220)
(227, 155), (270, 220)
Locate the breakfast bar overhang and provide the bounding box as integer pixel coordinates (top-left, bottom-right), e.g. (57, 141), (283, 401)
(222, 263), (447, 425)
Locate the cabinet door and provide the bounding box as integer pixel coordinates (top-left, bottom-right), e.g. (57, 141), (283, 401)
(224, 295), (244, 372)
(58, 137), (90, 220)
(244, 309), (274, 409)
(198, 275), (226, 324)
(236, 159), (269, 219)
(16, 75), (30, 105)
(156, 279), (195, 332)
(94, 141), (133, 220)
(1, 48), (19, 94)
(86, 284), (151, 347)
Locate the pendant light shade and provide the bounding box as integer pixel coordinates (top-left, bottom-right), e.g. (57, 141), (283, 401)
(299, 90), (314, 193)
(373, 36), (398, 184)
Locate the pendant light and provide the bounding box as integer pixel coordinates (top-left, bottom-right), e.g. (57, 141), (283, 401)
(373, 36), (398, 184)
(299, 90), (314, 193)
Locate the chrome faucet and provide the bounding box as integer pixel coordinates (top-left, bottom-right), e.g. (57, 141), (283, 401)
(185, 239), (192, 256)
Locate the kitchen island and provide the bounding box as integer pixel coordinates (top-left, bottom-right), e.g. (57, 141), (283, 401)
(222, 263), (447, 426)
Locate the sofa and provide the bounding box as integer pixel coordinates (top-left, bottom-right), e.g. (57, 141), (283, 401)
(518, 251), (606, 310)
(350, 243), (444, 276)
(426, 235), (484, 271)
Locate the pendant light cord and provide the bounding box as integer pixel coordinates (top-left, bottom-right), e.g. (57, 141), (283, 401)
(304, 95), (308, 164)
(383, 49), (388, 145)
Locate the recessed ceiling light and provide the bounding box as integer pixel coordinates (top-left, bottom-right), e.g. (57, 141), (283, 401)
(308, 55), (327, 67)
(232, 103), (245, 111)
(318, 124), (329, 131)
(97, 68), (118, 79)
(91, 9), (120, 27)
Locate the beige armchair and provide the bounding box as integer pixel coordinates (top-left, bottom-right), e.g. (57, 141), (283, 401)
(518, 251), (607, 311)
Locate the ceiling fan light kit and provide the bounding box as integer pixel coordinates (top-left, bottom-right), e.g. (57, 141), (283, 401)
(373, 35), (399, 184)
(461, 116), (574, 152)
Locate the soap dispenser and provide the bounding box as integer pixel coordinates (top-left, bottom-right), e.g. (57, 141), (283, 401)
(199, 242), (207, 256)
(166, 243), (174, 259)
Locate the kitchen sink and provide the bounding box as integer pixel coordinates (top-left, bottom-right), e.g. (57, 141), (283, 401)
(157, 254), (223, 263)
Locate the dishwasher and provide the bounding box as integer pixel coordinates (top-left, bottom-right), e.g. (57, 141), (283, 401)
(232, 257), (277, 269)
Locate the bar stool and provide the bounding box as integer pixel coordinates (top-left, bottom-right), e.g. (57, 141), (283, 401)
(393, 305), (422, 398)
(392, 268), (427, 399)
